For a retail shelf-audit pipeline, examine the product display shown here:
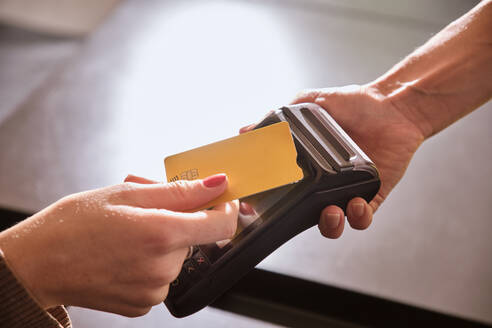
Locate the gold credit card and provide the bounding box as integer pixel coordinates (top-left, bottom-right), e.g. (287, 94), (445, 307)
(164, 121), (304, 210)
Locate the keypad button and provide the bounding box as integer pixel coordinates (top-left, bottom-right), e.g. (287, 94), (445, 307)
(168, 250), (211, 298)
(193, 250), (211, 271)
(183, 260), (198, 276)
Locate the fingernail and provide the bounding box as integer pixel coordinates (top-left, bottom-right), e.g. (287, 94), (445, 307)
(240, 202), (255, 215)
(203, 174), (227, 188)
(324, 212), (341, 229)
(295, 91), (306, 98)
(239, 124), (256, 134)
(352, 202), (365, 218)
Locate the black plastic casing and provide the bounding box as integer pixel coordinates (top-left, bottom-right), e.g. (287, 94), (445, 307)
(164, 103), (380, 317)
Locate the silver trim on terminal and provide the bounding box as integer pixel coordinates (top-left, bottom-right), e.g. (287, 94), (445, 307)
(281, 103), (378, 177)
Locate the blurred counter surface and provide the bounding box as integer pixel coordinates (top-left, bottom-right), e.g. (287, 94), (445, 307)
(0, 0), (490, 327)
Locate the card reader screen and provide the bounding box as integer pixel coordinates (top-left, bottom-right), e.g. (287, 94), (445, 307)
(198, 150), (312, 263)
(199, 183), (296, 262)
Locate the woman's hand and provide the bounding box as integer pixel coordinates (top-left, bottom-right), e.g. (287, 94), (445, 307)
(0, 173), (238, 317)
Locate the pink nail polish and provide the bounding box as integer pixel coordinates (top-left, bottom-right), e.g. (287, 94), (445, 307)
(203, 174), (227, 188)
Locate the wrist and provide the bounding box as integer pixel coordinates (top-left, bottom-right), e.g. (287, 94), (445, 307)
(0, 212), (64, 309)
(364, 79), (434, 140)
(367, 1), (492, 140)
(0, 248), (70, 327)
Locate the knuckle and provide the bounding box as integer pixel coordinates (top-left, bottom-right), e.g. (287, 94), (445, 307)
(168, 180), (192, 202)
(143, 233), (178, 256)
(57, 194), (78, 212)
(110, 182), (138, 202)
